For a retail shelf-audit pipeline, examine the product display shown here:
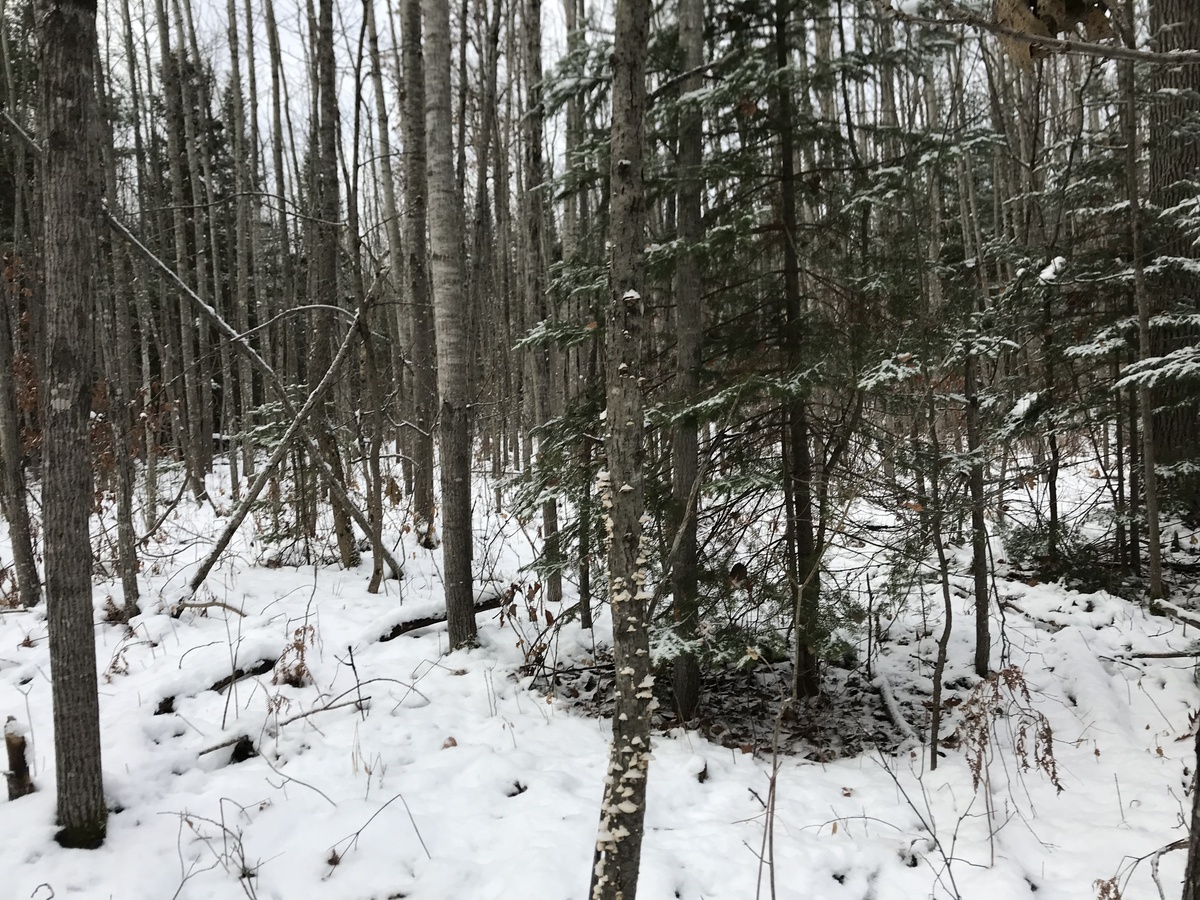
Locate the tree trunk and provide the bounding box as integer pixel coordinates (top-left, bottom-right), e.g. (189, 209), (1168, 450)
(1148, 0), (1200, 523)
(1121, 57), (1164, 601)
(0, 10), (40, 610)
(36, 0), (107, 848)
(965, 348), (987, 677)
(404, 0), (438, 542)
(588, 0), (652, 892)
(95, 41), (140, 617)
(520, 0), (562, 605)
(669, 0), (704, 723)
(424, 0), (477, 649)
(777, 0), (819, 700)
(311, 0), (359, 570)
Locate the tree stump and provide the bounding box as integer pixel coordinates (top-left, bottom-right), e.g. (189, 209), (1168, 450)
(5, 717), (34, 800)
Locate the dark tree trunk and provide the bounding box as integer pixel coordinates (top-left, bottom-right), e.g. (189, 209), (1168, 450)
(36, 0), (108, 849)
(311, 0), (359, 570)
(404, 0), (438, 540)
(1148, 0), (1200, 523)
(669, 0), (704, 722)
(965, 349), (988, 677)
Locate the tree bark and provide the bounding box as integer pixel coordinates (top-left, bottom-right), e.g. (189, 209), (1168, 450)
(589, 0), (652, 892)
(311, 0), (359, 570)
(424, 0), (477, 649)
(404, 0), (438, 541)
(0, 8), (40, 610)
(36, 0), (107, 849)
(1148, 0), (1200, 523)
(1121, 56), (1164, 601)
(670, 0), (704, 722)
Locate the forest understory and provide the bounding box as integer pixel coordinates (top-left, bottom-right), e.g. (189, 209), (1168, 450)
(0, 457), (1195, 900)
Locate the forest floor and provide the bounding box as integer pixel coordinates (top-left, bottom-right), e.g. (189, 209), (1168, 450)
(0, 462), (1197, 899)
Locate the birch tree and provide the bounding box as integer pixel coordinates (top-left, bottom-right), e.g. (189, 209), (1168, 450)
(424, 0), (477, 648)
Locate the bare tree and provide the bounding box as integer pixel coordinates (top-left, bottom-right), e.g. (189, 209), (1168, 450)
(589, 0), (652, 892)
(36, 0), (108, 848)
(403, 0), (438, 540)
(669, 0), (704, 721)
(424, 0), (477, 649)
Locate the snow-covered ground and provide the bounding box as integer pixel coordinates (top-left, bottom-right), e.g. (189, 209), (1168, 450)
(0, 464), (1195, 899)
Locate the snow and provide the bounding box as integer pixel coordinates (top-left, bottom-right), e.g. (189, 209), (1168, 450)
(1038, 255), (1067, 284)
(0, 464), (1196, 899)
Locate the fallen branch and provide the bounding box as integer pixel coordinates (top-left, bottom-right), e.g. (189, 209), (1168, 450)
(198, 697), (369, 757)
(874, 674), (918, 742)
(187, 305), (372, 595)
(172, 599), (247, 618)
(212, 658), (277, 695)
(379, 595), (504, 642)
(998, 599), (1065, 633)
(105, 212), (405, 582)
(1148, 598), (1200, 631)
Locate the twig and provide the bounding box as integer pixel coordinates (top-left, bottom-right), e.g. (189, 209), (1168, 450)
(328, 791), (430, 870)
(173, 599), (247, 618)
(259, 753), (336, 808)
(199, 698), (368, 757)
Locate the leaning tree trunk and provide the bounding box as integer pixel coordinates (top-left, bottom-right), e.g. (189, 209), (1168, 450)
(588, 0), (652, 892)
(424, 0), (477, 649)
(37, 0), (107, 849)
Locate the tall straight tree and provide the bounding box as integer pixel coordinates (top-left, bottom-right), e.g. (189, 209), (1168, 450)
(670, 0), (704, 721)
(36, 0), (107, 848)
(522, 0), (563, 604)
(404, 0), (438, 540)
(310, 0), (359, 568)
(423, 0), (477, 649)
(1148, 0), (1200, 521)
(589, 0), (651, 892)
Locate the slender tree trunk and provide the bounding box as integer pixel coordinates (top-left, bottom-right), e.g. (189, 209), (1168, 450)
(264, 0), (296, 385)
(0, 3), (40, 609)
(151, 0), (205, 499)
(1121, 56), (1164, 601)
(404, 0), (438, 542)
(311, 0), (359, 569)
(777, 0), (819, 700)
(95, 41), (140, 617)
(670, 0), (704, 722)
(227, 0), (256, 481)
(424, 0), (477, 649)
(965, 347), (987, 676)
(589, 0), (652, 892)
(364, 0), (406, 479)
(0, 263), (39, 608)
(37, 0), (107, 848)
(520, 0), (562, 605)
